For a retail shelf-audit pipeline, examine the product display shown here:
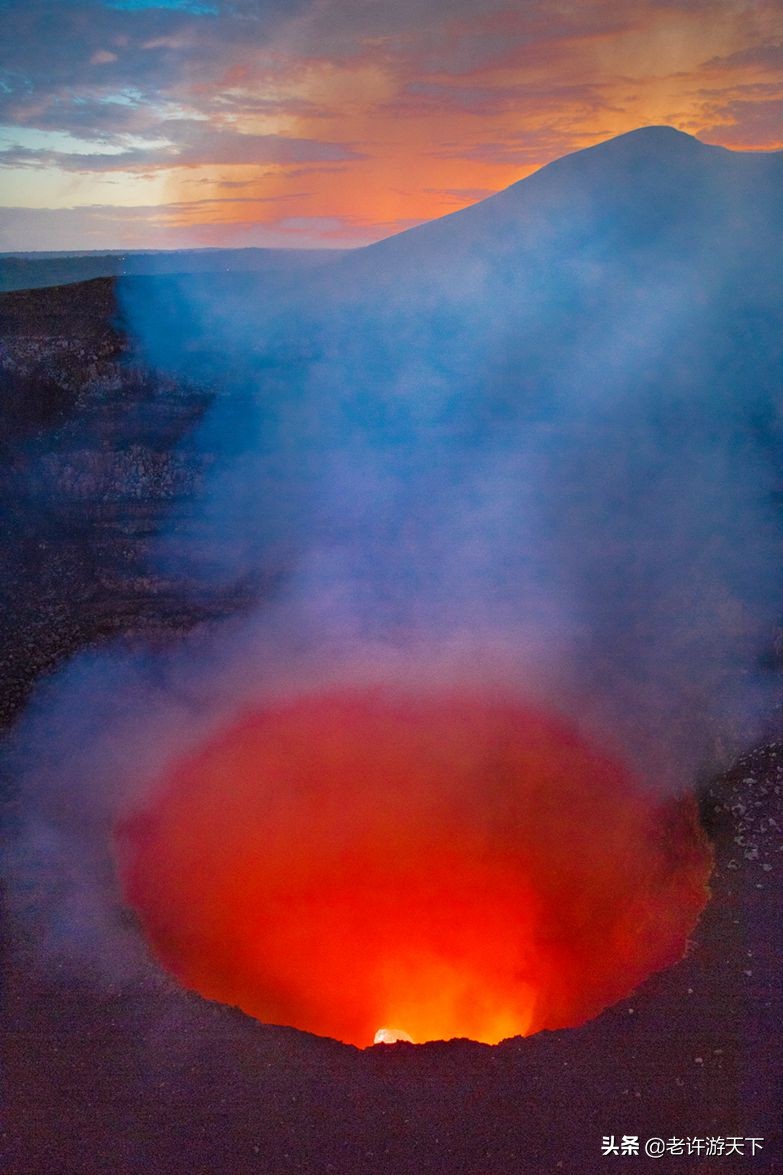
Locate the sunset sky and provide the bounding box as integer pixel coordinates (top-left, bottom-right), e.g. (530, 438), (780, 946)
(1, 0), (781, 251)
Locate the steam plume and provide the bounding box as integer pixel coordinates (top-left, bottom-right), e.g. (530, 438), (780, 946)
(6, 127), (783, 1020)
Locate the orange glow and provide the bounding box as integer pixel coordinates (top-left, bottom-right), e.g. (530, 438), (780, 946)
(158, 3), (783, 246)
(115, 690), (713, 1047)
(7, 1), (780, 250)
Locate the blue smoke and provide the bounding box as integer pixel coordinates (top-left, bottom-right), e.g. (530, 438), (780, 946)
(113, 126), (783, 791)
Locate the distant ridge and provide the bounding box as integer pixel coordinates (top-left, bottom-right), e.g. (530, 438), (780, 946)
(0, 246), (349, 294)
(4, 127), (780, 297)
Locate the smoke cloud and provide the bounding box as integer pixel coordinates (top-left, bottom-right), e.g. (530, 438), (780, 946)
(5, 127), (783, 1027)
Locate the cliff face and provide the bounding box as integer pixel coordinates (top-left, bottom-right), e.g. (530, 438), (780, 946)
(0, 278), (239, 727)
(2, 278), (780, 1175)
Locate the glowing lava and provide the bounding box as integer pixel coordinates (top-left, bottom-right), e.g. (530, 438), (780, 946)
(115, 690), (713, 1047)
(374, 1027), (414, 1044)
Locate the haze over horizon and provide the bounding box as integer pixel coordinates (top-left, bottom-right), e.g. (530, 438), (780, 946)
(1, 0), (781, 252)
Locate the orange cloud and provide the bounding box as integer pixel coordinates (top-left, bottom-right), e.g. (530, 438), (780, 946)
(2, 0), (781, 248)
(157, 1), (782, 246)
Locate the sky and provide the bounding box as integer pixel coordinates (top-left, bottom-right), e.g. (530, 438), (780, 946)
(0, 0), (781, 251)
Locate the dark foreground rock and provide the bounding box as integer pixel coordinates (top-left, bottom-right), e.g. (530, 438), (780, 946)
(0, 278), (254, 729)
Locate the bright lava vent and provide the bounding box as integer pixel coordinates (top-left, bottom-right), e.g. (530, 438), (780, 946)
(115, 690), (712, 1047)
